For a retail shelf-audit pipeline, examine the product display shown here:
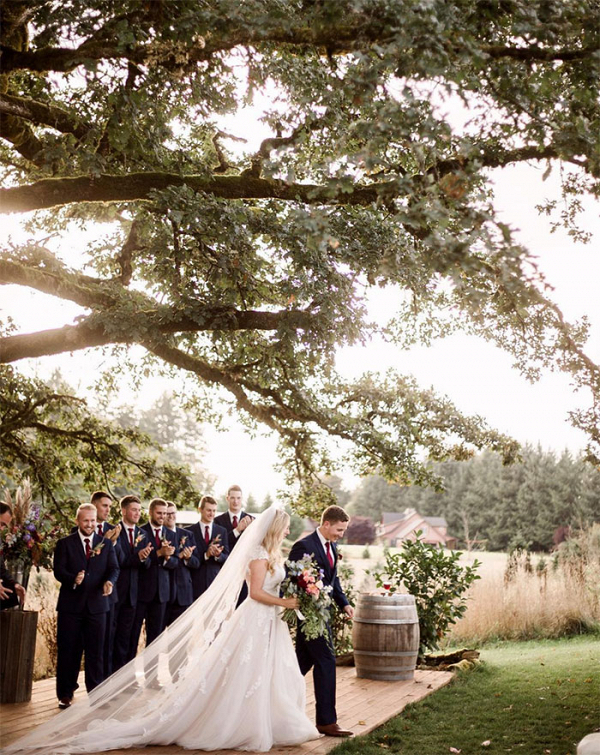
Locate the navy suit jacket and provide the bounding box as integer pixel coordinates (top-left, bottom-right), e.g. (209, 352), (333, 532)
(115, 523), (150, 607)
(186, 521), (229, 597)
(137, 523), (177, 604)
(70, 521), (122, 604)
(214, 510), (252, 551)
(168, 527), (200, 606)
(54, 532), (119, 614)
(289, 530), (349, 611)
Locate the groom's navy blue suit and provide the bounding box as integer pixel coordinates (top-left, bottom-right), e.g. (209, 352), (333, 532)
(53, 531), (119, 700)
(289, 530), (349, 727)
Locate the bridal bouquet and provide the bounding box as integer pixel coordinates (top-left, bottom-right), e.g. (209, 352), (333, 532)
(281, 554), (333, 640)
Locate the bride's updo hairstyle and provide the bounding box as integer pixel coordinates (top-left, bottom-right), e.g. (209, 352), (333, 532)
(261, 509), (290, 572)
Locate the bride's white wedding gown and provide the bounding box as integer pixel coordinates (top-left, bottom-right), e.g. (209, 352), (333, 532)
(7, 544), (320, 754)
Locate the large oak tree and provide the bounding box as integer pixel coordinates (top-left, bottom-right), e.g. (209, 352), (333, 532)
(1, 0), (598, 512)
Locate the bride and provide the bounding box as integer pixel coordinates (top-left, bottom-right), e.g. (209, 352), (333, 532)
(6, 505), (321, 753)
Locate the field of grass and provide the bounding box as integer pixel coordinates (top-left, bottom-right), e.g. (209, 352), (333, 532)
(330, 636), (600, 755)
(342, 540), (600, 645)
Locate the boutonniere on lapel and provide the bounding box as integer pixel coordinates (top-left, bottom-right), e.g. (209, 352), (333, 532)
(90, 542), (105, 558)
(336, 549), (343, 562)
(134, 533), (146, 546)
(179, 535), (188, 550)
(160, 537), (171, 548)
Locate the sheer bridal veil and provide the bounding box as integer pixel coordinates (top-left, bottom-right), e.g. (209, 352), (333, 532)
(7, 503), (281, 754)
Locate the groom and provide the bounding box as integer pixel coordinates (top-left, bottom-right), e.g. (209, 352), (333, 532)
(289, 505), (354, 738)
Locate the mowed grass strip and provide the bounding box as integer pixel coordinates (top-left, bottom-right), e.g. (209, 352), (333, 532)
(331, 636), (600, 755)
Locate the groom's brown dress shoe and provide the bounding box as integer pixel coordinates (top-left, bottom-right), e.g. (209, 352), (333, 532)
(317, 723), (354, 737)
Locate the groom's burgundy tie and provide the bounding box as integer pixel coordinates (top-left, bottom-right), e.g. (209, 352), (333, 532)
(154, 528), (161, 547)
(232, 515), (238, 529)
(205, 526), (210, 544)
(84, 537), (91, 560)
(325, 541), (334, 568)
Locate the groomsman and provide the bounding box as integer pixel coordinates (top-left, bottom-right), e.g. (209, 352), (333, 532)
(214, 485), (253, 603)
(187, 496), (229, 600)
(89, 491), (122, 677)
(53, 503), (119, 709)
(112, 494), (152, 671)
(164, 501), (199, 625)
(289, 505), (355, 738)
(130, 498), (177, 653)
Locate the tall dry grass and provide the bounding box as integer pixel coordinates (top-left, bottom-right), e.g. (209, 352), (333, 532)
(447, 525), (600, 644)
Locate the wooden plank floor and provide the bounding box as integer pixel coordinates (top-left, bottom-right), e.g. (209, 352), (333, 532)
(1, 668), (452, 754)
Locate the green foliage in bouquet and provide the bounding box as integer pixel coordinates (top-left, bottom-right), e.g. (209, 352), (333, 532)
(281, 554), (333, 641)
(331, 554), (357, 657)
(372, 532), (481, 656)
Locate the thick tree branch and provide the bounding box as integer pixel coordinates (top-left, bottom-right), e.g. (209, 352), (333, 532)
(0, 144), (566, 214)
(0, 93), (90, 140)
(141, 340), (290, 435)
(0, 302), (319, 362)
(1, 27), (597, 74)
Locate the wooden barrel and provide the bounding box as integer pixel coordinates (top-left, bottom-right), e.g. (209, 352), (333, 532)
(352, 593), (419, 681)
(0, 610), (39, 703)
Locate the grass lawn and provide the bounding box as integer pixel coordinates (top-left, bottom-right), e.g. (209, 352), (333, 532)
(331, 636), (600, 755)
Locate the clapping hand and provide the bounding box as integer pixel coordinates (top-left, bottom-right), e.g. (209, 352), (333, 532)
(138, 543), (153, 560)
(236, 515), (254, 534)
(157, 540), (175, 558)
(0, 579), (13, 600)
(104, 523), (121, 543)
(74, 570), (85, 586)
(207, 536), (224, 558)
(179, 544), (196, 560)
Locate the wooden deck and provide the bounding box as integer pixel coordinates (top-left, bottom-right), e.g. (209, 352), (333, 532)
(1, 667), (452, 754)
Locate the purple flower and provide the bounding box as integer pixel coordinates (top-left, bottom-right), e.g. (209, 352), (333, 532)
(23, 533), (31, 542)
(26, 523), (36, 532)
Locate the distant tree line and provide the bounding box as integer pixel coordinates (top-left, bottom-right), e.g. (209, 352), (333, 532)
(347, 447), (600, 552)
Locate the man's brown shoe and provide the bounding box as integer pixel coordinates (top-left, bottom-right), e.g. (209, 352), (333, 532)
(58, 697), (72, 709)
(317, 723), (354, 737)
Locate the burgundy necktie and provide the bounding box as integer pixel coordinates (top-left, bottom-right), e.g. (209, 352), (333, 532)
(154, 528), (161, 547)
(232, 515), (238, 529)
(97, 524), (103, 536)
(205, 526), (210, 544)
(128, 528), (134, 548)
(84, 537), (91, 560)
(326, 541), (334, 568)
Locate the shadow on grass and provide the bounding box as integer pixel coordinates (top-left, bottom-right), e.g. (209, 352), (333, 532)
(330, 636), (600, 755)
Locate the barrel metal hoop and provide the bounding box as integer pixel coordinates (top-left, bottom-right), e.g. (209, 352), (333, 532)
(353, 617), (418, 625)
(354, 650), (417, 657)
(357, 602), (415, 610)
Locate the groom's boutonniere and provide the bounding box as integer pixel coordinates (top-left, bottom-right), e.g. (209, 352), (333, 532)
(337, 549), (343, 562)
(90, 542), (105, 558)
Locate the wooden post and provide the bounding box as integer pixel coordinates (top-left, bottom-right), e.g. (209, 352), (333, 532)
(0, 610), (39, 703)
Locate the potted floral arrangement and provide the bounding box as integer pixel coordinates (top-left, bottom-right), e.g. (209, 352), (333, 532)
(1, 480), (59, 703)
(1, 479), (58, 592)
